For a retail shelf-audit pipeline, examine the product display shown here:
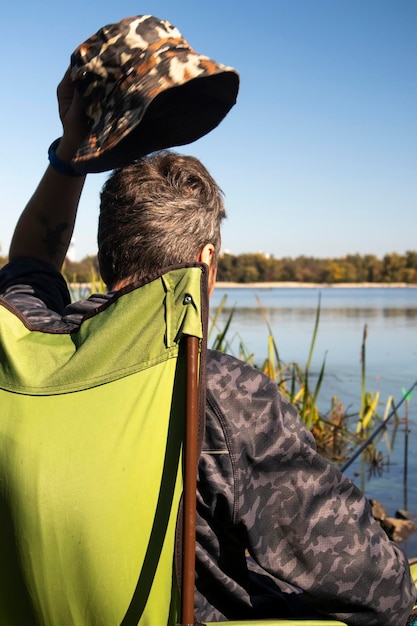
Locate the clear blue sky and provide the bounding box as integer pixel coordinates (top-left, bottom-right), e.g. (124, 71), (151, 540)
(1, 0), (416, 260)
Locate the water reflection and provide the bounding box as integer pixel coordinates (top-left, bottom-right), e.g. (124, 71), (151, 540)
(210, 289), (417, 373)
(213, 305), (417, 320)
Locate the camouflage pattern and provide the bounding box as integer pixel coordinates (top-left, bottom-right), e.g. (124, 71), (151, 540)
(70, 15), (239, 173)
(197, 349), (416, 624)
(1, 259), (416, 625)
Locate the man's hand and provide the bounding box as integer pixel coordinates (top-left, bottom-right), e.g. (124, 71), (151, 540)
(56, 67), (90, 160)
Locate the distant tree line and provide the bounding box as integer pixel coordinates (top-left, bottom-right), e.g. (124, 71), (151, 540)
(1, 251), (417, 284)
(217, 251), (417, 284)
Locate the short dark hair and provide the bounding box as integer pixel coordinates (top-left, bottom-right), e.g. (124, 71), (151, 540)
(98, 151), (226, 288)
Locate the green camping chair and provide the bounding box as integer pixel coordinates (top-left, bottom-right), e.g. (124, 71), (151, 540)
(3, 260), (404, 625)
(0, 263), (208, 626)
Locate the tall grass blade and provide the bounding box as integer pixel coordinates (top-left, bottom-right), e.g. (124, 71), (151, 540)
(211, 312), (234, 352)
(311, 354), (327, 407)
(360, 324), (368, 420)
(208, 294), (228, 342)
(306, 292), (321, 372)
(360, 392), (380, 432)
(255, 294), (282, 369)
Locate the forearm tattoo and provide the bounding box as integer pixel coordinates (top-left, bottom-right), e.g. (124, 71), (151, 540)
(39, 216), (70, 264)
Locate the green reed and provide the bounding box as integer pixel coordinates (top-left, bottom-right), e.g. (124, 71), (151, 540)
(65, 268), (106, 299)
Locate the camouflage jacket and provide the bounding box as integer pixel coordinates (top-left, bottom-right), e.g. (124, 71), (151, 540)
(199, 350), (416, 624)
(1, 258), (416, 625)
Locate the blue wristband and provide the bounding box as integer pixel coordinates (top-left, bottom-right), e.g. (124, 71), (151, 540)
(48, 138), (84, 177)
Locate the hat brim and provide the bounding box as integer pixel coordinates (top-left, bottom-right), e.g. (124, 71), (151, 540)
(72, 71), (239, 174)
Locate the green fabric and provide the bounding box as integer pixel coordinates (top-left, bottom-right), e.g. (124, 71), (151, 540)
(0, 267), (204, 394)
(0, 267), (204, 626)
(411, 562), (417, 612)
(411, 562), (417, 587)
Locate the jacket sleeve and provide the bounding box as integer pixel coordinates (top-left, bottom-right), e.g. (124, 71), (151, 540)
(206, 351), (416, 625)
(0, 257), (71, 318)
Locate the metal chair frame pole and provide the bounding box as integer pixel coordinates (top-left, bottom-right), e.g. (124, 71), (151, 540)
(181, 335), (200, 626)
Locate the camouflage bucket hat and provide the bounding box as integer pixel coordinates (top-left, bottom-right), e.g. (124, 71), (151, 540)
(70, 15), (240, 173)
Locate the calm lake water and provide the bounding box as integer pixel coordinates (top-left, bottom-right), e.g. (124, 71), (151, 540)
(210, 285), (417, 556)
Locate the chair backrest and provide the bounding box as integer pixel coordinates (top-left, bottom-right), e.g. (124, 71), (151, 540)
(0, 264), (207, 626)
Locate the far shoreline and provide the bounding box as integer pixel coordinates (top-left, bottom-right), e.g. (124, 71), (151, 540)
(69, 281), (417, 292)
(215, 281), (417, 289)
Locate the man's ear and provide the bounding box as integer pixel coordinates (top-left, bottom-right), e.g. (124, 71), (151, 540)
(198, 243), (216, 296)
(198, 243), (215, 267)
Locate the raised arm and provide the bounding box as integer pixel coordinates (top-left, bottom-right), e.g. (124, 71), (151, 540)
(9, 68), (89, 272)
